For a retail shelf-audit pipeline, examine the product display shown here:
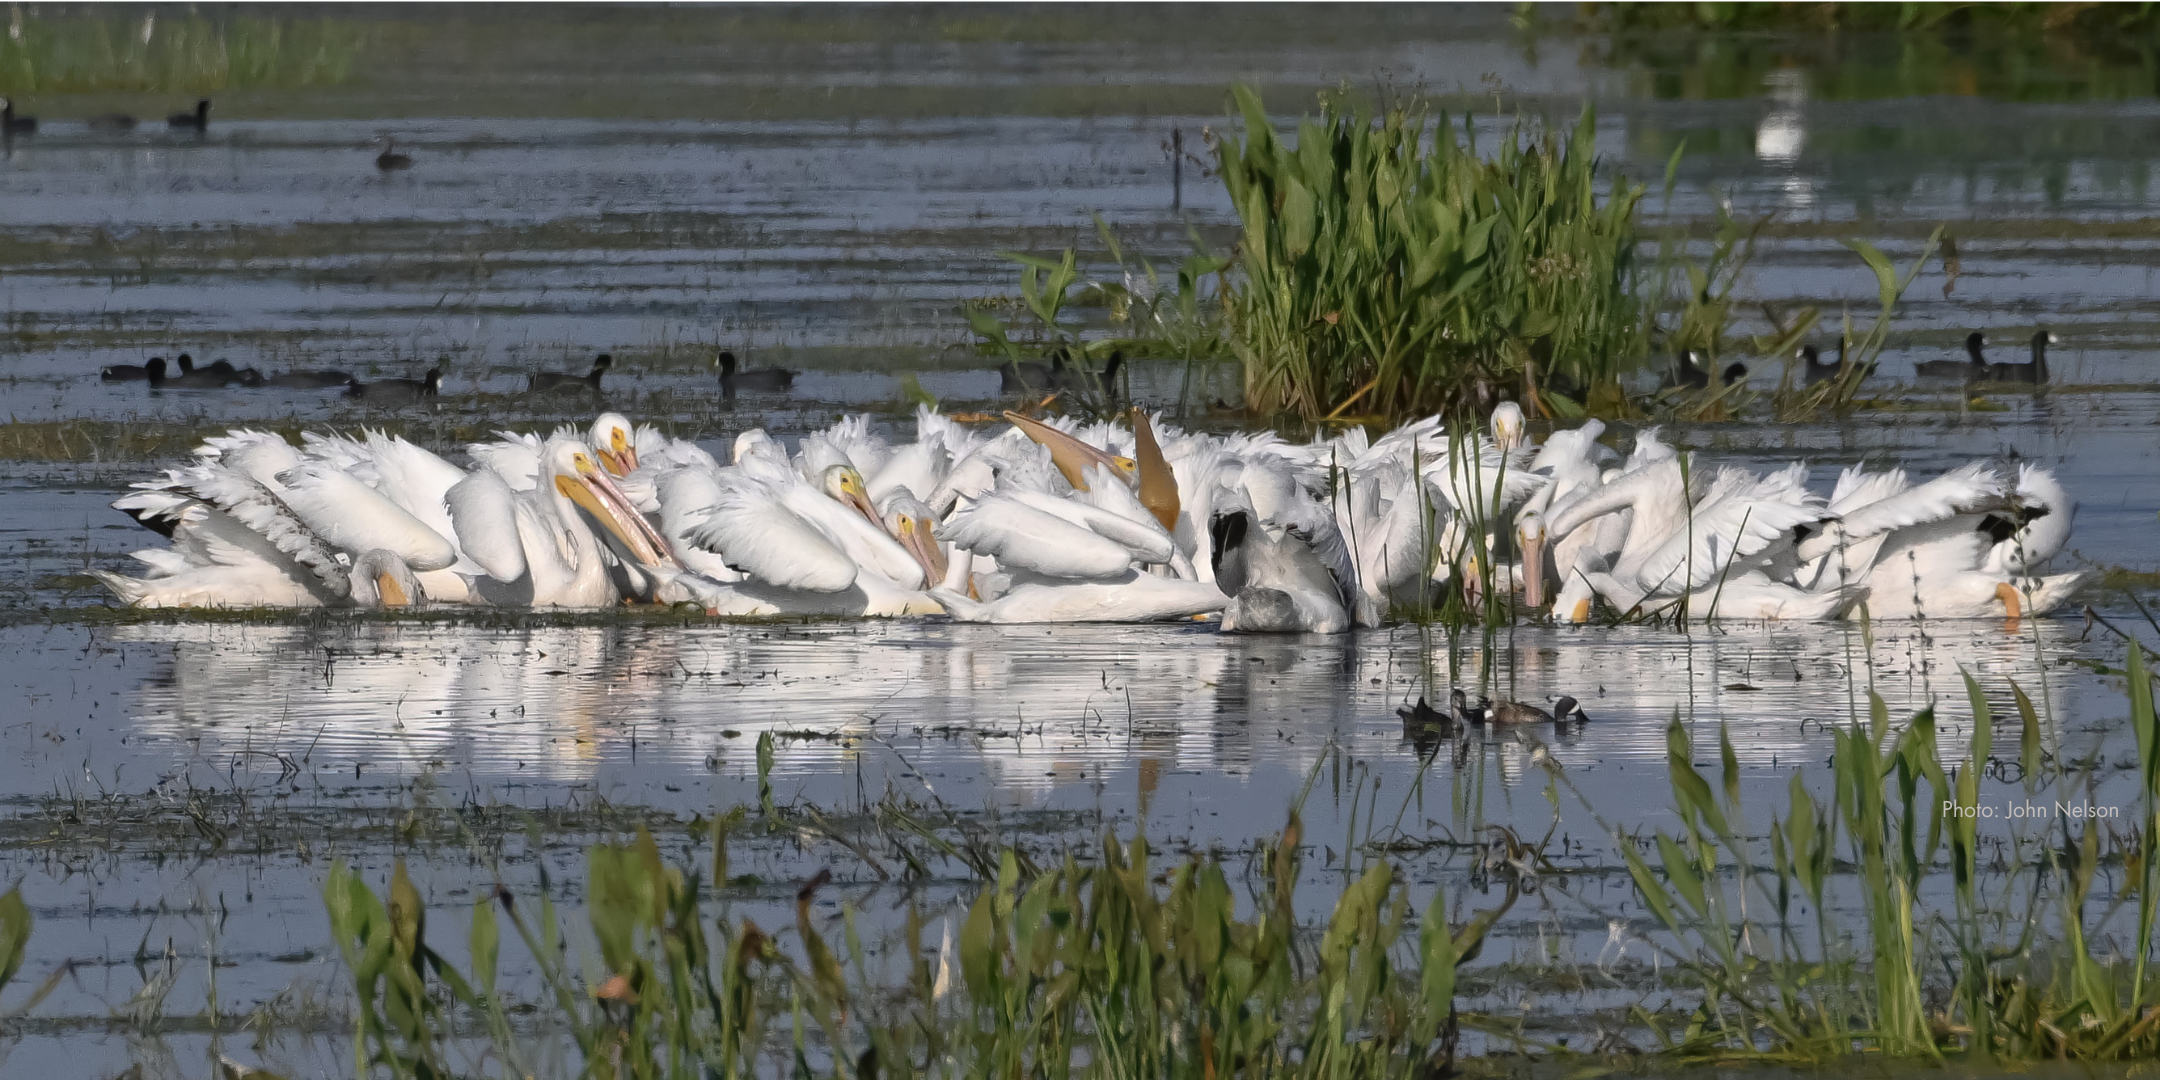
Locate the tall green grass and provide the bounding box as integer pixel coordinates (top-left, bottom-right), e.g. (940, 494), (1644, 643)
(1618, 650), (2160, 1061)
(0, 12), (364, 95)
(1215, 85), (1645, 423)
(323, 812), (1505, 1079)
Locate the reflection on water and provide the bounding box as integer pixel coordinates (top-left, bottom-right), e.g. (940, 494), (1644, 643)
(0, 615), (2112, 826)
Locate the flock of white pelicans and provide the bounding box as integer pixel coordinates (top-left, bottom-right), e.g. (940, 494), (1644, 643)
(91, 403), (2083, 629)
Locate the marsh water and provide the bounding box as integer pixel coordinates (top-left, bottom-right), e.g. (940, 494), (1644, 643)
(4, 6), (2160, 1076)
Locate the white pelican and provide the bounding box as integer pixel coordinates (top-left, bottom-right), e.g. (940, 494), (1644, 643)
(97, 462), (351, 608)
(1546, 458), (1824, 616)
(1980, 465), (2073, 575)
(932, 410), (1221, 623)
(456, 436), (671, 607)
(662, 457), (940, 617)
(1211, 506), (1352, 634)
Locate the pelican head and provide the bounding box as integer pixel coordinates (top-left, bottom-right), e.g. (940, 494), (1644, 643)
(549, 439), (674, 566)
(349, 549), (421, 609)
(1491, 401), (1526, 453)
(822, 465), (883, 530)
(1515, 511), (1548, 610)
(588, 412), (638, 475)
(881, 491), (948, 585)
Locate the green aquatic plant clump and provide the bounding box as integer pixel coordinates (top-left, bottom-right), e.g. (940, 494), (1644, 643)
(1216, 84), (1646, 423)
(324, 816), (1506, 1080)
(0, 11), (364, 95)
(1622, 650), (2160, 1062)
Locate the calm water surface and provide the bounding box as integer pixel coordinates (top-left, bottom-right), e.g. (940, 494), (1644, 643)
(4, 6), (2160, 1075)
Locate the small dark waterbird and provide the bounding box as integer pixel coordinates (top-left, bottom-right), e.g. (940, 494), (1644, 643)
(1982, 329), (2053, 385)
(1915, 331), (1988, 379)
(1397, 695), (1456, 734)
(1001, 347), (1123, 396)
(1482, 696), (1587, 725)
(264, 368), (356, 389)
(347, 367), (442, 404)
(1, 98), (36, 136)
(151, 357), (242, 389)
(375, 137), (412, 171)
(87, 112), (138, 132)
(1451, 688), (1489, 726)
(1000, 350), (1062, 394)
(1802, 338), (1876, 387)
(531, 352), (612, 394)
(1668, 348), (1746, 391)
(1060, 349), (1123, 395)
(167, 100), (209, 131)
(718, 351), (793, 396)
(101, 356), (164, 381)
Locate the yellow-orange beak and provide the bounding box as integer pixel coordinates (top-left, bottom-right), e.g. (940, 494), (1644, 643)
(1130, 407), (1179, 531)
(1996, 581), (2022, 621)
(895, 515), (947, 586)
(377, 571), (409, 608)
(602, 429), (639, 476)
(1006, 410), (1132, 492)
(557, 461), (675, 568)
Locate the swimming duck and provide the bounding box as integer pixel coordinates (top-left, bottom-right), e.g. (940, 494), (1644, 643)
(1, 98), (36, 136)
(375, 138), (412, 171)
(531, 352), (611, 394)
(718, 351), (793, 396)
(264, 368), (356, 389)
(1915, 331), (1988, 379)
(151, 357), (240, 389)
(101, 356), (163, 381)
(87, 113), (138, 132)
(167, 100), (209, 131)
(1667, 349), (1747, 391)
(1397, 696), (1454, 736)
(1982, 330), (2052, 385)
(1483, 696), (1583, 725)
(347, 367), (442, 404)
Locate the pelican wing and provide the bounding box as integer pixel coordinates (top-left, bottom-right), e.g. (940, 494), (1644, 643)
(468, 432), (544, 491)
(936, 495), (1135, 579)
(273, 462), (459, 571)
(173, 466), (349, 596)
(1827, 464), (1909, 515)
(683, 478), (857, 592)
(199, 429), (304, 489)
(1042, 474), (1178, 564)
(363, 433), (471, 540)
(447, 469), (528, 581)
(1626, 493), (1823, 596)
(1798, 461), (2007, 563)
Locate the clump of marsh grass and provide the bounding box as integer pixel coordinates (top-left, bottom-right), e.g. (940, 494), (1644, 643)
(1612, 648), (2160, 1062)
(323, 810), (1514, 1080)
(1215, 84), (1646, 424)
